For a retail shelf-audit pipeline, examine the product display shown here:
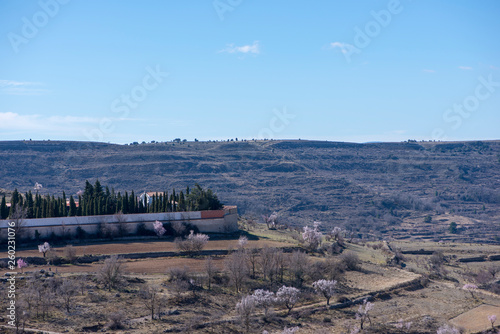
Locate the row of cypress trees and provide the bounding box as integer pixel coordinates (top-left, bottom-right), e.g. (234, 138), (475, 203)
(0, 180), (223, 220)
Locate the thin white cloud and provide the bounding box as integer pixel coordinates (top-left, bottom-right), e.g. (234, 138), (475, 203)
(422, 69), (435, 73)
(458, 66), (473, 70)
(491, 65), (499, 70)
(0, 80), (49, 95)
(329, 42), (355, 54)
(0, 112), (100, 132)
(219, 41), (260, 55)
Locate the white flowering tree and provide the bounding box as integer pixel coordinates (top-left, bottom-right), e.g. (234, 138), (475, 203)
(276, 286), (300, 315)
(262, 212), (279, 229)
(436, 324), (460, 334)
(395, 318), (412, 331)
(462, 283), (478, 298)
(488, 314), (497, 330)
(302, 222), (322, 251)
(236, 295), (256, 333)
(38, 242), (51, 257)
(17, 258), (27, 273)
(153, 220), (166, 238)
(175, 230), (209, 256)
(262, 327), (299, 334)
(355, 299), (373, 329)
(238, 235), (248, 248)
(252, 289), (275, 318)
(312, 279), (337, 305)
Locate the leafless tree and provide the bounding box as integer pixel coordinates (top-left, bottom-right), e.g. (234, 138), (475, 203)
(340, 251), (361, 271)
(225, 250), (249, 292)
(247, 248), (259, 279)
(107, 311), (126, 330)
(97, 255), (126, 291)
(58, 278), (78, 313)
(64, 245), (77, 263)
(288, 251), (310, 287)
(172, 221), (187, 236)
(486, 264), (500, 279)
(140, 284), (162, 320)
(259, 247), (277, 282)
(114, 211), (129, 237)
(205, 256), (217, 290)
(274, 249), (287, 283)
(10, 204), (27, 239)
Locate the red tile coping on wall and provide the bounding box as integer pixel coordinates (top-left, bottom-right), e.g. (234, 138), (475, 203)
(201, 210), (225, 219)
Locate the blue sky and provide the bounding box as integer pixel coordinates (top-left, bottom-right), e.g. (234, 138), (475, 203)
(0, 0), (499, 144)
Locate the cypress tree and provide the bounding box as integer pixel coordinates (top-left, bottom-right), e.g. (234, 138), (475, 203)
(69, 196), (76, 216)
(129, 191), (136, 214)
(62, 191), (67, 216)
(162, 191), (168, 212)
(122, 192), (129, 214)
(117, 192), (122, 213)
(26, 191), (34, 218)
(0, 195), (7, 219)
(77, 195), (82, 216)
(179, 191), (185, 211)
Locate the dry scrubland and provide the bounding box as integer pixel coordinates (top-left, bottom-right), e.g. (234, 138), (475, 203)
(0, 139), (499, 243)
(1, 224), (499, 334)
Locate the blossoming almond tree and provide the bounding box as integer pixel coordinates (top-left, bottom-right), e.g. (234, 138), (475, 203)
(302, 221), (322, 251)
(355, 299), (373, 329)
(462, 283), (478, 298)
(153, 220), (166, 237)
(236, 295), (256, 333)
(276, 286), (300, 315)
(312, 279), (337, 305)
(38, 242), (51, 257)
(488, 314), (497, 330)
(252, 289), (275, 318)
(17, 258), (27, 273)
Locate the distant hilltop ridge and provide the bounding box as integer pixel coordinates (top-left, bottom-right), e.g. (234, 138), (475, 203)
(0, 138), (499, 243)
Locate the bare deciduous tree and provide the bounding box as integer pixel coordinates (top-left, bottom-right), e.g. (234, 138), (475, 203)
(259, 247), (277, 282)
(140, 284), (161, 320)
(225, 250), (249, 292)
(10, 204), (27, 239)
(288, 251), (310, 287)
(64, 245), (77, 263)
(58, 278), (78, 312)
(205, 256), (217, 290)
(97, 255), (126, 291)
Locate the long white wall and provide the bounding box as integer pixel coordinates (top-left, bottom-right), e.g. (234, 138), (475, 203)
(0, 208), (238, 241)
